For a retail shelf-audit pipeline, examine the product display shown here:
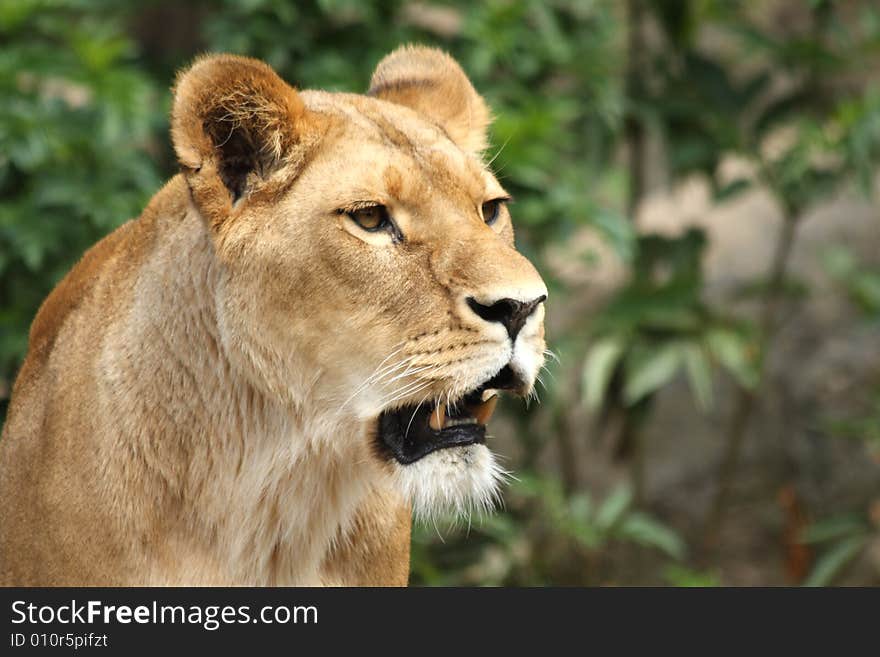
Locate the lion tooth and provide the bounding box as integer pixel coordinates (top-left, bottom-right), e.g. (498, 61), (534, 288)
(429, 403), (446, 431)
(481, 389), (500, 402)
(472, 395), (498, 425)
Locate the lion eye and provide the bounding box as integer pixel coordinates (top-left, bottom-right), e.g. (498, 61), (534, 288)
(481, 198), (506, 225)
(348, 205), (390, 232)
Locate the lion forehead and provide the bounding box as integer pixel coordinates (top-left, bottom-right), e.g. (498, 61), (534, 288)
(298, 90), (493, 201)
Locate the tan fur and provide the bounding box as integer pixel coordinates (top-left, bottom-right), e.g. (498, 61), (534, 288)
(0, 47), (546, 586)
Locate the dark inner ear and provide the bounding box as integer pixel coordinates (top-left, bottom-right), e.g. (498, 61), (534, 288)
(202, 111), (266, 202)
(216, 130), (256, 202)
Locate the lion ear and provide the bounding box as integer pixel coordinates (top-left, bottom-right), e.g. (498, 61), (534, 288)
(368, 46), (491, 156)
(171, 54), (311, 224)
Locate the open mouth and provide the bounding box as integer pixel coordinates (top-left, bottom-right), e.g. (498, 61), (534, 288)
(376, 365), (521, 465)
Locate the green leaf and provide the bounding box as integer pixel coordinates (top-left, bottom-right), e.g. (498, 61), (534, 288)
(568, 492), (594, 524)
(800, 514), (867, 544)
(706, 328), (759, 389)
(852, 272), (880, 315)
(596, 484), (633, 531)
(683, 342), (713, 410)
(511, 473), (550, 499)
(753, 90), (814, 139)
(591, 207), (636, 261)
(618, 512), (686, 560)
(623, 343), (683, 405)
(803, 535), (868, 587)
(568, 519), (603, 550)
(663, 565), (720, 587)
(476, 513), (520, 544)
(582, 336), (625, 411)
(715, 178), (752, 202)
(739, 72), (771, 107)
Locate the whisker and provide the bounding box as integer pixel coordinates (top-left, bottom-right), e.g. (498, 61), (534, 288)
(432, 516), (446, 543)
(539, 362), (557, 383)
(379, 379), (434, 410)
(383, 363), (436, 386)
(405, 393), (431, 440)
(543, 348), (561, 364)
(486, 135), (512, 167)
(340, 353), (420, 407)
(338, 346), (411, 411)
(380, 376), (433, 404)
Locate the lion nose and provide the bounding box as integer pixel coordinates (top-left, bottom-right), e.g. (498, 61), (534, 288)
(466, 295), (546, 341)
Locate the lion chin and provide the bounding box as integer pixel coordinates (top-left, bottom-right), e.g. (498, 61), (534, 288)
(391, 444), (507, 521)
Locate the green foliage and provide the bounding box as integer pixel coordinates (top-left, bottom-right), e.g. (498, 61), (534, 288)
(519, 477), (686, 559)
(636, 0), (880, 216)
(822, 246), (880, 462)
(821, 384), (880, 461)
(0, 0), (162, 383)
(410, 475), (685, 586)
(582, 229), (758, 412)
(823, 245), (880, 318)
(662, 565), (721, 587)
(801, 512), (873, 587)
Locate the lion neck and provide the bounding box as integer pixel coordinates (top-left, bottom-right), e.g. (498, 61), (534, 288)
(104, 181), (376, 584)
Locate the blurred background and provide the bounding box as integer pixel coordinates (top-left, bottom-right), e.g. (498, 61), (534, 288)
(2, 0), (880, 585)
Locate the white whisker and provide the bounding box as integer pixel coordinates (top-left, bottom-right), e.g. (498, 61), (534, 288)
(538, 362), (556, 382)
(405, 394), (431, 441)
(338, 346), (412, 411)
(379, 379), (434, 410)
(383, 363), (435, 386)
(543, 348), (560, 364)
(486, 134), (512, 167)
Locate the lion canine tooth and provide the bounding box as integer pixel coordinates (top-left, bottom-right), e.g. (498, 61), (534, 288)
(472, 395), (498, 425)
(429, 403), (446, 431)
(481, 389), (500, 402)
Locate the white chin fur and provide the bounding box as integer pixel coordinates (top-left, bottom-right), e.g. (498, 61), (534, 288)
(389, 444), (507, 522)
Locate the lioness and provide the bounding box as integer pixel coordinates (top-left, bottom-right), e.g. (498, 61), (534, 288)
(0, 46), (547, 585)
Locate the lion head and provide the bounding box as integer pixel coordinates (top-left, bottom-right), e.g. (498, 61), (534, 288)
(171, 47), (547, 520)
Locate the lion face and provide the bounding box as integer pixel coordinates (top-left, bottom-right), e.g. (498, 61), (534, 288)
(171, 48), (547, 518)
